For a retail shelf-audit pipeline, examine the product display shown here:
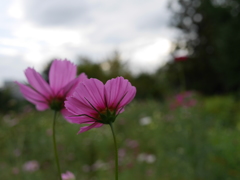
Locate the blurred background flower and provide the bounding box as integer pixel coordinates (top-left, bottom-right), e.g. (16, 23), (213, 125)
(61, 171), (75, 180)
(22, 160), (39, 172)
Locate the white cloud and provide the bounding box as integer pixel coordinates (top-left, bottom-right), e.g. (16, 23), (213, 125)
(0, 55), (28, 86)
(0, 47), (19, 56)
(121, 37), (172, 74)
(0, 0), (176, 85)
(7, 0), (24, 19)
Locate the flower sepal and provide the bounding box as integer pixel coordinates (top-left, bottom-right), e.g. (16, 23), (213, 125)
(49, 98), (64, 111)
(98, 109), (117, 124)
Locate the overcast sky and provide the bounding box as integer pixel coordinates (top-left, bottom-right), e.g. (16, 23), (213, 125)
(0, 0), (178, 86)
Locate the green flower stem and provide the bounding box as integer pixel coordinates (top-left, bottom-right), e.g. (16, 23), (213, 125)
(109, 122), (118, 180)
(53, 111), (62, 180)
(178, 63), (186, 92)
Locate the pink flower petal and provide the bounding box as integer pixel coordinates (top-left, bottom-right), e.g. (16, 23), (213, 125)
(64, 115), (95, 124)
(105, 77), (136, 109)
(78, 122), (103, 133)
(61, 73), (88, 97)
(49, 59), (76, 96)
(65, 97), (97, 116)
(61, 105), (95, 124)
(35, 103), (49, 111)
(73, 78), (105, 110)
(25, 68), (52, 99)
(61, 108), (71, 117)
(16, 82), (49, 111)
(118, 86), (136, 108)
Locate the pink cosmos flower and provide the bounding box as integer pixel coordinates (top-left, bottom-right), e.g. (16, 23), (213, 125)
(64, 77), (136, 133)
(16, 59), (87, 112)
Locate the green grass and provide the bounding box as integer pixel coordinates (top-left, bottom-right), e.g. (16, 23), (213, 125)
(1, 96), (240, 179)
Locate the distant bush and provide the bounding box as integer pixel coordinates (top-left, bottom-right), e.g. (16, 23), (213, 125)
(0, 87), (31, 114)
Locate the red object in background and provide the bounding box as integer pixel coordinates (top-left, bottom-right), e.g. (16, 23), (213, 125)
(174, 56), (188, 62)
(170, 91), (197, 109)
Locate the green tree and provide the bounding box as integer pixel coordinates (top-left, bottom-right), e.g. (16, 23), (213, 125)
(168, 0), (240, 94)
(77, 51), (133, 83)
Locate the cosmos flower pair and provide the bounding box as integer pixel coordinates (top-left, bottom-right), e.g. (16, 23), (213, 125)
(17, 59), (136, 133)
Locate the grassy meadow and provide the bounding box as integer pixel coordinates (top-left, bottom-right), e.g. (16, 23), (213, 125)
(1, 94), (240, 180)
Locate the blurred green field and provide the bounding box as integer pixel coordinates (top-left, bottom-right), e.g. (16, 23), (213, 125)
(1, 95), (240, 180)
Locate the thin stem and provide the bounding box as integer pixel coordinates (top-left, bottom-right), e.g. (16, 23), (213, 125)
(52, 111), (62, 180)
(109, 122), (118, 180)
(178, 63), (186, 92)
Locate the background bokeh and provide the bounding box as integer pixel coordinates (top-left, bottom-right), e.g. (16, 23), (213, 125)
(1, 0), (240, 179)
